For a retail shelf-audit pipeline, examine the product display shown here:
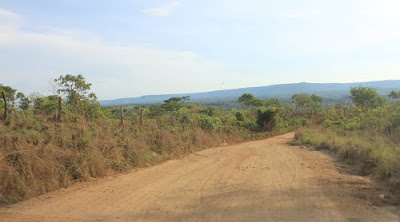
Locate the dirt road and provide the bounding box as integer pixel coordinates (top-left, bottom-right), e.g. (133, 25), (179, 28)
(1, 133), (399, 221)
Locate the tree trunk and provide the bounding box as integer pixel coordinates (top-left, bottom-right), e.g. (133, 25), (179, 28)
(85, 100), (88, 120)
(55, 108), (58, 126)
(140, 109), (143, 127)
(2, 91), (6, 120)
(157, 115), (161, 129)
(58, 96), (62, 121)
(120, 106), (124, 125)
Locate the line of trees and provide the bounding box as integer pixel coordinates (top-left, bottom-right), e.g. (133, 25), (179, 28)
(0, 74), (108, 122)
(1, 75), (399, 131)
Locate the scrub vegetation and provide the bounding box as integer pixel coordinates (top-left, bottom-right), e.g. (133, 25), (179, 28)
(1, 74), (399, 205)
(294, 87), (400, 188)
(0, 74), (308, 205)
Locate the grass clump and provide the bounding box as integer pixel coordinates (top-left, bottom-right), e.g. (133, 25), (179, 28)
(294, 102), (400, 187)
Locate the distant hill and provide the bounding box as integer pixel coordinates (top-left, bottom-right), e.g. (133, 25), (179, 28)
(100, 80), (400, 106)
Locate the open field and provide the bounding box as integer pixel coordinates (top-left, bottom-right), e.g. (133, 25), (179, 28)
(1, 133), (398, 222)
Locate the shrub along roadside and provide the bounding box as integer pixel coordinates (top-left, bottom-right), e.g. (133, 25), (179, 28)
(293, 128), (400, 188)
(292, 88), (400, 189)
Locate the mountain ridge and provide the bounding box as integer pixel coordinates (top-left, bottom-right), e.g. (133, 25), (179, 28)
(100, 80), (400, 106)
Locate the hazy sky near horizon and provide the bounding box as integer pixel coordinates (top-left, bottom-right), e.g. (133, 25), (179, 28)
(1, 0), (400, 99)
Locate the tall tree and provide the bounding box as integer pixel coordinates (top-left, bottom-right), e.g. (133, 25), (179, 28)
(292, 94), (322, 111)
(162, 97), (189, 112)
(54, 74), (94, 114)
(238, 93), (256, 108)
(350, 87), (385, 109)
(389, 90), (400, 101)
(0, 84), (17, 113)
(16, 92), (31, 110)
(238, 93), (265, 108)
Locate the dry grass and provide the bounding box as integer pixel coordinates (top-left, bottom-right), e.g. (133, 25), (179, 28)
(0, 112), (273, 205)
(293, 128), (400, 187)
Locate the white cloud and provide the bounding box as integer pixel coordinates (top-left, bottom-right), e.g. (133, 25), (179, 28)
(0, 7), (240, 99)
(142, 1), (180, 17)
(0, 8), (20, 21)
(2, 2), (400, 99)
(360, 0), (400, 22)
(0, 30), (236, 98)
(0, 8), (22, 31)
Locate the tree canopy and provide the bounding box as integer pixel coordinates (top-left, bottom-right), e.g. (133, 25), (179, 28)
(238, 93), (256, 108)
(291, 94), (322, 111)
(389, 90), (400, 101)
(54, 74), (96, 114)
(0, 84), (17, 110)
(162, 96), (190, 112)
(350, 87), (385, 109)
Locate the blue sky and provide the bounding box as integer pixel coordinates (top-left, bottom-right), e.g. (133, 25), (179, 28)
(0, 0), (399, 99)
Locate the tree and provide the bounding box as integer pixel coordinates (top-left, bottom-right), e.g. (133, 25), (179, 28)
(162, 97), (188, 112)
(178, 107), (191, 131)
(265, 98), (282, 107)
(256, 107), (283, 131)
(311, 94), (322, 104)
(28, 92), (43, 114)
(181, 96), (190, 103)
(54, 74), (94, 114)
(235, 111), (245, 122)
(238, 93), (256, 108)
(197, 115), (222, 131)
(16, 92), (31, 110)
(389, 90), (400, 101)
(292, 94), (311, 109)
(0, 84), (17, 112)
(200, 107), (217, 117)
(1, 91), (6, 120)
(292, 94), (322, 111)
(350, 87), (385, 109)
(238, 93), (266, 108)
(149, 105), (164, 128)
(32, 95), (58, 115)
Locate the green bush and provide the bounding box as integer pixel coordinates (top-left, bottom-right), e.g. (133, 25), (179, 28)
(295, 101), (400, 187)
(197, 115), (222, 131)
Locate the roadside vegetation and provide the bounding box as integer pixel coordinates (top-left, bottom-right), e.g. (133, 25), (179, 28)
(2, 74), (399, 205)
(294, 87), (400, 188)
(0, 74), (310, 205)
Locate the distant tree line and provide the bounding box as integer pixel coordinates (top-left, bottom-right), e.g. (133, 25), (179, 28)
(0, 74), (107, 122)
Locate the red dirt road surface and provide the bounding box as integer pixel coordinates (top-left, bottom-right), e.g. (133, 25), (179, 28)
(1, 133), (399, 221)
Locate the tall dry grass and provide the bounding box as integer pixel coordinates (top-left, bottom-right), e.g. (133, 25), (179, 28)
(0, 111), (271, 205)
(293, 128), (400, 187)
